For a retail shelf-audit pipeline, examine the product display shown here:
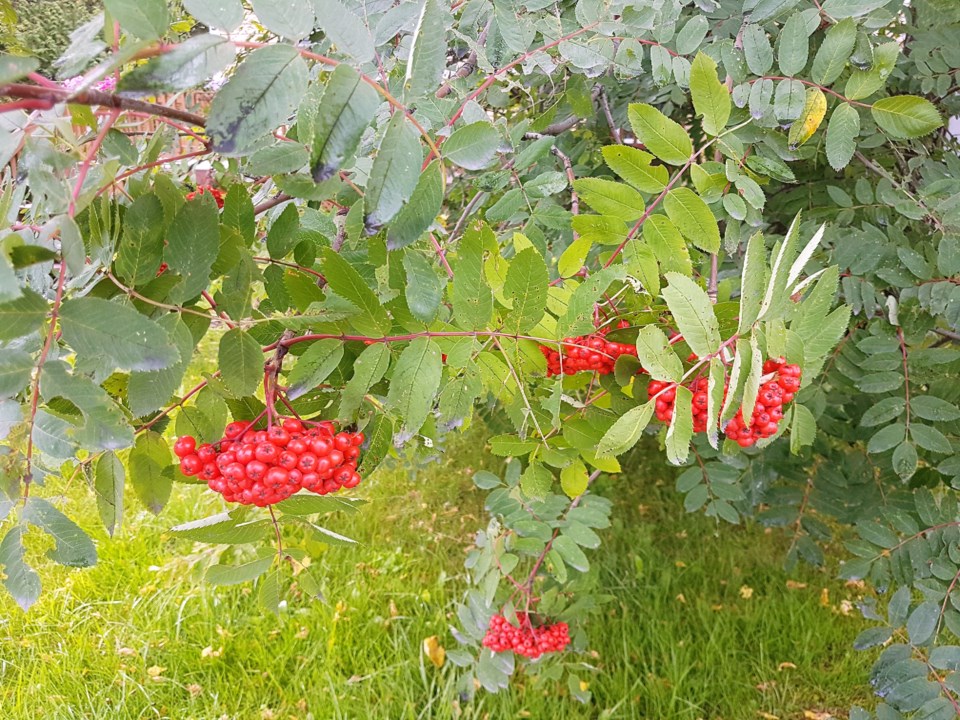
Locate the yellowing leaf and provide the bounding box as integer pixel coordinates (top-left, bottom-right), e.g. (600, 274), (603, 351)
(423, 636), (446, 668)
(787, 87), (826, 149)
(560, 459), (589, 498)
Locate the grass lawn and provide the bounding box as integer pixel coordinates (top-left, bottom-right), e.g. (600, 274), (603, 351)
(0, 432), (877, 719)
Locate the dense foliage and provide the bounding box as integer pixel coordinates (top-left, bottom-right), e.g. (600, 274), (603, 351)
(1, 0), (958, 715)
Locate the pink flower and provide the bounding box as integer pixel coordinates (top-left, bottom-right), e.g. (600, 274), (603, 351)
(61, 75), (117, 93)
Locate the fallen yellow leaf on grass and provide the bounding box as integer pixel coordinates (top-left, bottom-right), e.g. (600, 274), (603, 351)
(785, 580), (807, 590)
(146, 665), (165, 679)
(757, 712), (780, 719)
(423, 636), (445, 668)
(739, 585), (754, 600)
(803, 711), (834, 720)
(778, 662), (797, 671)
(820, 588), (830, 606)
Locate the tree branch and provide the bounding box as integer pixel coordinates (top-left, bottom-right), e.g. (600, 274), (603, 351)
(1, 83), (208, 127)
(436, 19), (492, 99)
(597, 86), (622, 144)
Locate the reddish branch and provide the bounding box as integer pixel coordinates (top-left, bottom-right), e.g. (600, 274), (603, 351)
(23, 109), (121, 499)
(603, 150), (703, 268)
(253, 193), (293, 216)
(520, 469), (602, 611)
(97, 148), (212, 197)
(750, 76), (871, 108)
(0, 83), (207, 127)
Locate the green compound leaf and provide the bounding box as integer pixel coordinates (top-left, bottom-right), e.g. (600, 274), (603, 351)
(663, 187), (720, 253)
(60, 297), (180, 373)
(661, 273), (721, 359)
(310, 64), (379, 183)
(689, 52), (731, 136)
(386, 337), (442, 441)
(218, 328), (264, 398)
(627, 103), (693, 166)
(870, 95), (943, 139)
(208, 44), (309, 155)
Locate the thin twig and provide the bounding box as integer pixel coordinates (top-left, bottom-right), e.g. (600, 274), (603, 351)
(450, 191), (487, 242)
(597, 87), (622, 144)
(23, 109), (121, 500)
(436, 19), (493, 99)
(253, 193), (293, 216)
(430, 234), (455, 279)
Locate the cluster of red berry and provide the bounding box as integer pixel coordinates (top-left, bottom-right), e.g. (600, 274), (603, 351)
(482, 614), (571, 659)
(725, 359), (801, 447)
(539, 321), (639, 377)
(647, 358), (803, 447)
(173, 417), (364, 506)
(648, 376), (713, 433)
(185, 185), (225, 208)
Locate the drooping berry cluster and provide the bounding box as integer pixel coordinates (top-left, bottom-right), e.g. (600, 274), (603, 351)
(185, 185), (225, 208)
(646, 358), (802, 447)
(648, 376), (712, 433)
(724, 359), (801, 447)
(173, 417), (364, 506)
(482, 614), (571, 659)
(539, 321), (640, 377)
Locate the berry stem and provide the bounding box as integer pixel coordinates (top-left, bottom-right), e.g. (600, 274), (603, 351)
(137, 376), (214, 433)
(264, 331), (295, 428)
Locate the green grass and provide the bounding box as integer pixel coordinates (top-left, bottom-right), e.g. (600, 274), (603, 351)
(1, 433), (876, 719)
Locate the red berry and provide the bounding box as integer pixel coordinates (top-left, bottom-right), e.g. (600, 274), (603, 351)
(254, 442), (279, 464)
(224, 421), (247, 439)
(278, 450), (298, 470)
(265, 467), (289, 488)
(245, 461), (267, 481)
(310, 437), (332, 455)
(282, 418), (304, 434)
(224, 462), (246, 481)
(180, 454), (202, 476)
(173, 436), (196, 458)
(267, 426), (290, 446)
(297, 453), (319, 472)
(197, 443), (216, 463)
